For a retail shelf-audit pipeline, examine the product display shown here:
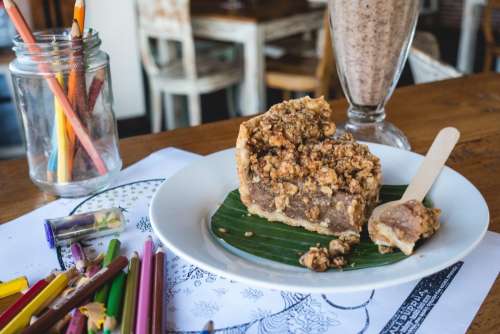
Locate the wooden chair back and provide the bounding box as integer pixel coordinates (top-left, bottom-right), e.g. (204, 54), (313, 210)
(136, 0), (197, 79)
(482, 0), (500, 71)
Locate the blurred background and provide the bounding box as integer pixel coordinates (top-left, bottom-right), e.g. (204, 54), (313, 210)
(0, 0), (498, 159)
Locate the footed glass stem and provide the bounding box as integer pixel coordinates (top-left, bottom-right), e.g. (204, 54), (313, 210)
(337, 108), (411, 150)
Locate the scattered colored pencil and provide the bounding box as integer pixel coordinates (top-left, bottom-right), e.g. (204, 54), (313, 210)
(135, 237), (154, 334)
(73, 0), (85, 32)
(87, 69), (105, 114)
(3, 0), (107, 175)
(89, 239), (120, 333)
(64, 309), (85, 334)
(120, 252), (140, 334)
(94, 239), (121, 303)
(21, 256), (129, 334)
(103, 271), (126, 334)
(201, 320), (214, 334)
(0, 277), (28, 299)
(0, 294), (21, 316)
(0, 275), (54, 330)
(152, 246), (165, 334)
(71, 242), (87, 273)
(0, 268), (77, 334)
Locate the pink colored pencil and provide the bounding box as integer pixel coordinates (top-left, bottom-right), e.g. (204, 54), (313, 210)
(135, 236), (154, 334)
(65, 309), (85, 334)
(0, 275), (53, 329)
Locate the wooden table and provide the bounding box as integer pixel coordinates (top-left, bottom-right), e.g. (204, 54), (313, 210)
(191, 0), (325, 116)
(1, 73), (500, 332)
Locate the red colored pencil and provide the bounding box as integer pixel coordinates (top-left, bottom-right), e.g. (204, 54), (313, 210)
(0, 275), (53, 330)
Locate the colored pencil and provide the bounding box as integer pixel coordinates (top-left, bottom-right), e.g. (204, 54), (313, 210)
(135, 236), (154, 334)
(20, 256), (129, 334)
(3, 0), (107, 175)
(0, 294), (21, 317)
(120, 252), (140, 334)
(0, 275), (54, 330)
(66, 20), (89, 176)
(69, 20), (88, 120)
(152, 246), (165, 334)
(71, 242), (87, 273)
(201, 320), (214, 334)
(103, 271), (126, 334)
(47, 122), (58, 182)
(73, 0), (85, 32)
(89, 239), (120, 333)
(0, 277), (28, 299)
(64, 309), (85, 334)
(55, 72), (70, 183)
(87, 69), (105, 114)
(0, 269), (77, 334)
(49, 313), (72, 333)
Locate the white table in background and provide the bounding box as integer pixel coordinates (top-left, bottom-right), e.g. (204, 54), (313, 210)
(191, 1), (324, 116)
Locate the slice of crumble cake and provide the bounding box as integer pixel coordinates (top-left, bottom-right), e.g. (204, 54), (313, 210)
(236, 96), (381, 239)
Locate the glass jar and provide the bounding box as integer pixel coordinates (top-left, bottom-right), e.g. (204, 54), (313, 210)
(9, 29), (122, 197)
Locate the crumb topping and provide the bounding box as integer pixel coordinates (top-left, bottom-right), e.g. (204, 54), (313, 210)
(243, 97), (381, 218)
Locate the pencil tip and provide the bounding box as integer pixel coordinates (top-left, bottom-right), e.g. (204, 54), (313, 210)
(156, 246), (164, 254)
(3, 0), (14, 9)
(76, 0), (85, 6)
(132, 251), (139, 257)
(71, 19), (81, 37)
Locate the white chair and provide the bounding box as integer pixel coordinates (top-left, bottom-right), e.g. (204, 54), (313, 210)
(409, 32), (462, 84)
(409, 48), (462, 84)
(136, 0), (243, 132)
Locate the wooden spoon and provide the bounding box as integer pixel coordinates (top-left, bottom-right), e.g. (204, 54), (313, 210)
(370, 127), (461, 222)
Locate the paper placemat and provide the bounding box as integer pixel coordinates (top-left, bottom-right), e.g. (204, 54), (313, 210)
(1, 147), (499, 334)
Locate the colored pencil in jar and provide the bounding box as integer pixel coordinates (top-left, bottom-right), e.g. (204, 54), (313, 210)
(3, 0), (107, 175)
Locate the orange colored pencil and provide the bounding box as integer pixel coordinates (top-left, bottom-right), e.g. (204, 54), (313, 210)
(3, 0), (107, 175)
(66, 20), (89, 176)
(73, 0), (85, 32)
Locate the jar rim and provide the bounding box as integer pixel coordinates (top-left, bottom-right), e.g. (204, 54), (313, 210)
(12, 28), (100, 52)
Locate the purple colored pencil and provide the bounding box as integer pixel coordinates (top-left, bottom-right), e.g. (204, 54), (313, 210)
(65, 309), (85, 334)
(71, 242), (87, 272)
(135, 236), (154, 334)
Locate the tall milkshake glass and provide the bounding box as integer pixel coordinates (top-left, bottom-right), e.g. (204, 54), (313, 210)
(328, 0), (419, 150)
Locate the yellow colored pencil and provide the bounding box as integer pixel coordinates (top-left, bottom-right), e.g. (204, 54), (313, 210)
(0, 276), (28, 299)
(0, 268), (77, 334)
(55, 72), (69, 183)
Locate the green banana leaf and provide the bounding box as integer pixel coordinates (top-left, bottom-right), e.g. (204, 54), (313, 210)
(211, 185), (432, 271)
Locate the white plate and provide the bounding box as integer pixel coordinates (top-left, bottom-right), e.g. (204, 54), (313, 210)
(149, 144), (489, 293)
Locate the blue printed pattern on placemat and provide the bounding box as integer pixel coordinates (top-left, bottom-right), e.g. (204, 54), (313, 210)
(53, 178), (464, 333)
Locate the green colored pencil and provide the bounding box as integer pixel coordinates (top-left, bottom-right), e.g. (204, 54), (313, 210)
(120, 252), (140, 334)
(88, 238), (121, 334)
(103, 270), (127, 334)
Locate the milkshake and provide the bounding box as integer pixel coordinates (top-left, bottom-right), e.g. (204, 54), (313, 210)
(328, 0), (419, 149)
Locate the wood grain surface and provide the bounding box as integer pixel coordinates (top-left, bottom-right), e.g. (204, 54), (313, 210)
(0, 73), (499, 333)
(191, 0), (323, 22)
